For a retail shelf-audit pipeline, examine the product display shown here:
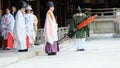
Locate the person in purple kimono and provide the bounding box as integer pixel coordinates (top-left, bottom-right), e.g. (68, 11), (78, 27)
(44, 1), (59, 55)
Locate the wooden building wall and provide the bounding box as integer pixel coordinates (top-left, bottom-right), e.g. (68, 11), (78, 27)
(1, 0), (120, 28)
(0, 0), (1, 19)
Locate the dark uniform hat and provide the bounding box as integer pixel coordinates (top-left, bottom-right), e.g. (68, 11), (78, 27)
(18, 0), (28, 9)
(76, 6), (82, 13)
(47, 1), (54, 8)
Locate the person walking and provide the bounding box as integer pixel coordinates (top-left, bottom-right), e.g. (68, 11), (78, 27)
(13, 1), (30, 52)
(69, 6), (89, 51)
(25, 5), (35, 47)
(0, 8), (15, 50)
(30, 10), (38, 44)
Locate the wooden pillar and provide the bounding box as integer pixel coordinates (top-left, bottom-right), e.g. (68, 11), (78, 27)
(91, 0), (96, 4)
(64, 0), (67, 26)
(0, 0), (1, 19)
(66, 0), (69, 11)
(4, 0), (11, 8)
(8, 0), (11, 8)
(35, 0), (41, 28)
(104, 0), (108, 8)
(0, 0), (1, 48)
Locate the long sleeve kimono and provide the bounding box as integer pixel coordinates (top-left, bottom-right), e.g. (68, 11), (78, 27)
(44, 11), (59, 54)
(69, 13), (89, 38)
(69, 13), (89, 50)
(25, 13), (34, 45)
(0, 13), (15, 49)
(33, 14), (38, 41)
(13, 10), (29, 50)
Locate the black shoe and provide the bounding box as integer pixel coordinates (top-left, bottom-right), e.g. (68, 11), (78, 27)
(52, 52), (57, 55)
(76, 49), (85, 51)
(79, 49), (85, 51)
(24, 49), (28, 51)
(6, 47), (11, 50)
(3, 47), (10, 50)
(6, 48), (10, 50)
(18, 49), (28, 52)
(48, 53), (53, 55)
(48, 52), (57, 55)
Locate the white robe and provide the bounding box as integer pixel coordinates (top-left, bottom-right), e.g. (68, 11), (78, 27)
(44, 11), (58, 45)
(74, 38), (86, 49)
(33, 14), (38, 41)
(0, 13), (15, 40)
(13, 10), (27, 50)
(25, 13), (34, 45)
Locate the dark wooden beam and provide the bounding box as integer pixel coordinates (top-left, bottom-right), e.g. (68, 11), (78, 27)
(104, 0), (108, 8)
(35, 0), (41, 28)
(0, 0), (1, 19)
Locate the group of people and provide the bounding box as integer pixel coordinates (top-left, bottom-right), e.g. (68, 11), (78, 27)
(44, 1), (89, 55)
(0, 1), (38, 52)
(0, 0), (89, 56)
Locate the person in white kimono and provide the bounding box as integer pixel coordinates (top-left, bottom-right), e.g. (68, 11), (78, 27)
(13, 1), (29, 52)
(30, 10), (38, 44)
(44, 1), (59, 55)
(25, 6), (35, 47)
(0, 8), (15, 50)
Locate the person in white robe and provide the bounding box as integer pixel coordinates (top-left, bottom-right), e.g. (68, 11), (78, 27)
(44, 1), (59, 55)
(30, 10), (38, 44)
(13, 1), (29, 52)
(0, 8), (15, 50)
(25, 6), (35, 47)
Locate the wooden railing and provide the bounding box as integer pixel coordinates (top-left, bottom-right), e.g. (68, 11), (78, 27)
(89, 8), (116, 17)
(35, 27), (70, 45)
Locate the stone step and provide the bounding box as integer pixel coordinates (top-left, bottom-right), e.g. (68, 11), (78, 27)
(0, 40), (73, 68)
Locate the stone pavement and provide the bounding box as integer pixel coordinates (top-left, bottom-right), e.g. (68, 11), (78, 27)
(0, 40), (73, 68)
(2, 34), (120, 68)
(1, 34), (120, 68)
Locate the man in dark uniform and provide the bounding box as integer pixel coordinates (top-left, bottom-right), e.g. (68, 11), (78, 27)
(69, 6), (89, 51)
